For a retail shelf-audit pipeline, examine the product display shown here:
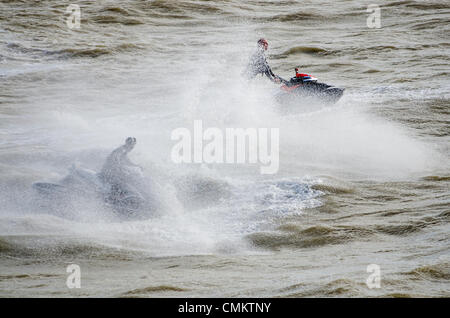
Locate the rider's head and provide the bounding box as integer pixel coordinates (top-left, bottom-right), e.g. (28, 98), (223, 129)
(125, 137), (136, 151)
(257, 38), (268, 51)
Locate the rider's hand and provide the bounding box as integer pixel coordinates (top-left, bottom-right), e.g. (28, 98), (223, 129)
(274, 77), (281, 84)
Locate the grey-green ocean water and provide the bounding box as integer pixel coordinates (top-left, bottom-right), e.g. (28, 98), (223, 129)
(0, 0), (449, 297)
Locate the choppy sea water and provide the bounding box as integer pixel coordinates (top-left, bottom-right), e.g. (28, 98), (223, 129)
(0, 0), (449, 297)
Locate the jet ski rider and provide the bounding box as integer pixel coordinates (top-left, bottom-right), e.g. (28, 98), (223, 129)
(98, 137), (143, 194)
(246, 38), (282, 83)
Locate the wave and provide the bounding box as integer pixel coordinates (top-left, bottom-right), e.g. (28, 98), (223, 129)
(285, 43), (450, 60)
(282, 279), (362, 297)
(142, 0), (225, 16)
(271, 12), (324, 22)
(0, 237), (14, 254)
(422, 175), (450, 182)
(0, 273), (59, 283)
(247, 224), (374, 250)
(311, 183), (354, 194)
(280, 46), (330, 57)
(405, 263), (450, 280)
(6, 42), (144, 60)
(381, 1), (449, 10)
(122, 285), (188, 296)
(411, 19), (450, 30)
(53, 44), (144, 58)
(92, 15), (145, 25)
(405, 2), (450, 10)
(381, 1), (416, 8)
(374, 223), (424, 236)
(0, 232), (138, 260)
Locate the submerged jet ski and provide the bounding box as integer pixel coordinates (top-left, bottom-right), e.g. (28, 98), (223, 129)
(277, 68), (344, 104)
(33, 137), (158, 220)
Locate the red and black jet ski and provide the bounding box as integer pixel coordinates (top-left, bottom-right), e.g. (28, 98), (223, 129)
(277, 68), (344, 104)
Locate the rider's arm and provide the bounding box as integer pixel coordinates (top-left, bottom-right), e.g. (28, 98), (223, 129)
(262, 57), (281, 83)
(264, 66), (280, 83)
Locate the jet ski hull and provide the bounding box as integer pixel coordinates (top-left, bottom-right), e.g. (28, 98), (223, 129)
(277, 69), (344, 104)
(278, 81), (344, 104)
(33, 166), (156, 220)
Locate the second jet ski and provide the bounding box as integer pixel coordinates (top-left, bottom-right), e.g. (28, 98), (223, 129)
(33, 137), (159, 220)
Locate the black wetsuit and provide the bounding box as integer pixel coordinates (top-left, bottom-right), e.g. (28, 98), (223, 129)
(246, 47), (278, 82)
